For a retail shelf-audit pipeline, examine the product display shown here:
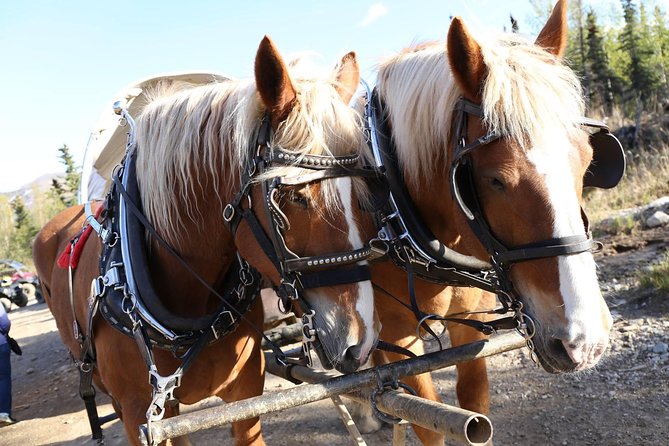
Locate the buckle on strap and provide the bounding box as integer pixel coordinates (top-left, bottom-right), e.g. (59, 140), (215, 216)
(211, 310), (235, 340)
(85, 201), (113, 244)
(94, 264), (123, 297)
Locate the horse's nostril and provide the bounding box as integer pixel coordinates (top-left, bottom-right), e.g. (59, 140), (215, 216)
(337, 346), (364, 374)
(344, 343), (363, 362)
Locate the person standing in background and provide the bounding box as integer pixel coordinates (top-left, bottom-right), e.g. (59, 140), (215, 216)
(0, 304), (16, 426)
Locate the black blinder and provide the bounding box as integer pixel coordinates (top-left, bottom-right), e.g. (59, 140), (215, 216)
(450, 159), (476, 221)
(583, 129), (626, 189)
(359, 170), (390, 212)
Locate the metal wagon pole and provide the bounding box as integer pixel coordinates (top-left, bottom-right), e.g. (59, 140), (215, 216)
(140, 331), (525, 445)
(266, 358), (494, 445)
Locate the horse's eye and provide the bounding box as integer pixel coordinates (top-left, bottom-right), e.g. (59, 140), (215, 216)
(287, 189), (309, 208)
(488, 177), (505, 191)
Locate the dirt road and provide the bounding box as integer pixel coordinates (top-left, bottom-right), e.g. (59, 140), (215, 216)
(2, 226), (668, 445)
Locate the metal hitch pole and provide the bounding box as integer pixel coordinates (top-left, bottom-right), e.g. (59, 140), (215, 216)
(139, 331), (525, 445)
(267, 359), (493, 445)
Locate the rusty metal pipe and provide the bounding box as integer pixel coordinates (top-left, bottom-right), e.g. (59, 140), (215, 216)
(278, 362), (492, 445)
(140, 331), (524, 445)
(353, 391), (491, 445)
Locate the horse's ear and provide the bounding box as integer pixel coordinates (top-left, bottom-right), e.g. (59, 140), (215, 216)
(255, 36), (297, 127)
(333, 51), (360, 104)
(535, 0), (568, 58)
(447, 17), (487, 100)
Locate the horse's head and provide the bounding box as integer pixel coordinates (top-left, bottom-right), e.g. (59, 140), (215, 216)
(444, 1), (612, 373)
(235, 37), (379, 373)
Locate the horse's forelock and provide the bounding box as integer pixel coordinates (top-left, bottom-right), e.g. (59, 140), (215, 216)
(479, 34), (585, 151)
(135, 65), (368, 245)
(377, 33), (585, 185)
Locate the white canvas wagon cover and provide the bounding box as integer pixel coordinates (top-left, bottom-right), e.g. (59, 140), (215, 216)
(80, 71), (231, 203)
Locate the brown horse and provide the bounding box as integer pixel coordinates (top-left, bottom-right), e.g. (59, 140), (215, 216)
(33, 36), (380, 445)
(365, 1), (620, 444)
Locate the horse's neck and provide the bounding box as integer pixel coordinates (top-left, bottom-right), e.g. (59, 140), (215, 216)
(145, 167), (239, 318)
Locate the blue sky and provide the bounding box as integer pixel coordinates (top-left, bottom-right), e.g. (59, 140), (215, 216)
(0, 0), (656, 192)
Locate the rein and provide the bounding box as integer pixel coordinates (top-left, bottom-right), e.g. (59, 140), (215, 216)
(362, 82), (608, 356)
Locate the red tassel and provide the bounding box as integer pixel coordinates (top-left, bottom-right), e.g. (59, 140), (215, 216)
(57, 204), (104, 269)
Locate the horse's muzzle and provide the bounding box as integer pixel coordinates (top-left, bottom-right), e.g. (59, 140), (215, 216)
(533, 332), (609, 373)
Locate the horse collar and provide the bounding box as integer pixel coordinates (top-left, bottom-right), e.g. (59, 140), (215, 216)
(94, 150), (261, 350)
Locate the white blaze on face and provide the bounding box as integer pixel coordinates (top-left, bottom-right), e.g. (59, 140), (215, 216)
(526, 132), (612, 364)
(335, 177), (376, 360)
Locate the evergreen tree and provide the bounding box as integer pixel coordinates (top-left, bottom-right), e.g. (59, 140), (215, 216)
(510, 14), (519, 33)
(11, 197), (32, 230)
(585, 9), (620, 112)
(51, 144), (81, 207)
(652, 5), (669, 98)
(620, 0), (660, 103)
(0, 196), (16, 261)
(564, 0), (589, 92)
(8, 196), (38, 263)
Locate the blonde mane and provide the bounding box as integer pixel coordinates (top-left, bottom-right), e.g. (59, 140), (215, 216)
(377, 32), (585, 184)
(135, 61), (366, 245)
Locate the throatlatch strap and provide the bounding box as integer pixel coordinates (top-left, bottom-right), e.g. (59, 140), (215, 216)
(495, 235), (595, 265)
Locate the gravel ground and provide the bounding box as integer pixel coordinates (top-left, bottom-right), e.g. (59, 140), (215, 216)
(1, 225), (667, 446)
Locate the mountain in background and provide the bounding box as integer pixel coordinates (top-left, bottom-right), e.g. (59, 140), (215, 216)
(1, 173), (63, 208)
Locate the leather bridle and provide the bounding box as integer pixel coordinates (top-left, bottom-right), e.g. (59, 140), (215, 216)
(450, 97), (598, 275)
(224, 116), (381, 362)
(363, 82), (624, 349)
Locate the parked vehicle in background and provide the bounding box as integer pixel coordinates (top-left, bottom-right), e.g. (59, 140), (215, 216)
(0, 260), (43, 311)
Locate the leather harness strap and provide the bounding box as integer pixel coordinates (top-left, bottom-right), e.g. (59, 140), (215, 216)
(362, 84), (604, 347)
(223, 115), (380, 316)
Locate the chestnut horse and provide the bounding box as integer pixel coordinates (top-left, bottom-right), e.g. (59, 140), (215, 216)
(33, 37), (380, 445)
(365, 1), (619, 444)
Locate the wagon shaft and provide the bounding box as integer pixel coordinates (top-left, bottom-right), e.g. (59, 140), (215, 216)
(267, 360), (493, 445)
(140, 331), (525, 445)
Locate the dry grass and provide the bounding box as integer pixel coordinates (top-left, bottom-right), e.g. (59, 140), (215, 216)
(583, 106), (669, 222)
(637, 250), (669, 291)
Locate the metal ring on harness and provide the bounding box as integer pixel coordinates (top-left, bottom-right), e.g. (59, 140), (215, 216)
(415, 313), (447, 342)
(516, 311), (536, 340)
(370, 374), (418, 424)
(223, 204), (235, 223)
